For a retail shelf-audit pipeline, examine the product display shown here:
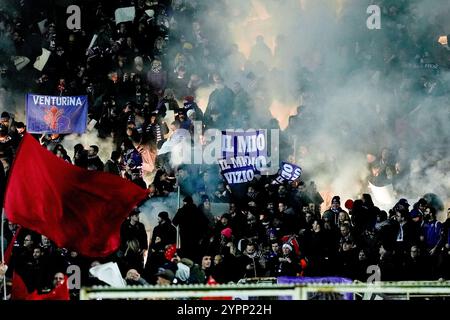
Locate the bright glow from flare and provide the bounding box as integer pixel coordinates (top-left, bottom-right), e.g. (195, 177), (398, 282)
(269, 100), (297, 130)
(230, 0), (275, 59)
(195, 86), (216, 113)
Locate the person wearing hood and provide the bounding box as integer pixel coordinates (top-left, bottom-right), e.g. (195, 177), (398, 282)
(151, 211), (177, 249)
(172, 196), (210, 261)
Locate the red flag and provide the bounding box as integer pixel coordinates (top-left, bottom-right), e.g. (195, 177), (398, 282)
(12, 272), (70, 300)
(11, 271), (29, 300)
(4, 226), (21, 265)
(5, 133), (148, 257)
(28, 276), (70, 300)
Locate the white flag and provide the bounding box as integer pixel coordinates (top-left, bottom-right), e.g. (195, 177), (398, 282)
(368, 182), (395, 209)
(37, 19), (48, 34)
(89, 262), (127, 288)
(115, 7), (135, 24)
(12, 56), (30, 71)
(33, 48), (51, 71)
(158, 129), (188, 155)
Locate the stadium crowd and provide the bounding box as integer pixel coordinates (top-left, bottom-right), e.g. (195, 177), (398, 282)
(0, 0), (449, 299)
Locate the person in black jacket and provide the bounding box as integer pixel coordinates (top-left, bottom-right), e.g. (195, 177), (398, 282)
(395, 208), (419, 256)
(73, 143), (88, 168)
(104, 150), (121, 175)
(87, 145), (104, 171)
(172, 196), (209, 261)
(150, 211), (177, 249)
(402, 245), (430, 280)
(276, 243), (302, 277)
(0, 124), (14, 166)
(120, 208), (148, 253)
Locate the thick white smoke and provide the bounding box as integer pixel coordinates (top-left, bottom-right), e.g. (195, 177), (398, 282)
(190, 0), (450, 214)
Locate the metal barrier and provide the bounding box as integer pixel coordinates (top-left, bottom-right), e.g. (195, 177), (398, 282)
(80, 281), (450, 300)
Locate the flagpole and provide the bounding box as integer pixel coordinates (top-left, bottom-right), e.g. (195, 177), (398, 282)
(0, 209), (4, 263)
(1, 208), (6, 300)
(176, 186), (181, 249)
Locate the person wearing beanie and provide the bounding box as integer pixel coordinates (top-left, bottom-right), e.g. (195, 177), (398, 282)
(345, 199), (354, 211)
(155, 268), (175, 285)
(332, 196), (341, 206)
(151, 211), (177, 249)
(323, 195), (346, 225)
(221, 227), (233, 240)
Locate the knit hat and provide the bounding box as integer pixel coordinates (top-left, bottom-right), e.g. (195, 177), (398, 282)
(155, 268), (175, 282)
(158, 211), (169, 220)
(184, 96), (195, 102)
(164, 244), (177, 261)
(183, 196), (194, 204)
(332, 196), (341, 205)
(221, 227), (233, 240)
(282, 243), (293, 251)
(15, 122), (25, 129)
(345, 199), (354, 210)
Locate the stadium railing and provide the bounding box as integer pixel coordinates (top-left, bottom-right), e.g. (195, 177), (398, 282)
(80, 279), (450, 300)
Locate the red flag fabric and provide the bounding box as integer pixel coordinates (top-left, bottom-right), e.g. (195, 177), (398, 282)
(28, 276), (70, 300)
(5, 133), (148, 257)
(11, 271), (29, 300)
(12, 272), (70, 300)
(4, 226), (21, 265)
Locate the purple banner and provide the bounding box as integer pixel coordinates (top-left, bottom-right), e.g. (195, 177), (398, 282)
(221, 130), (267, 159)
(26, 94), (88, 134)
(272, 162), (302, 185)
